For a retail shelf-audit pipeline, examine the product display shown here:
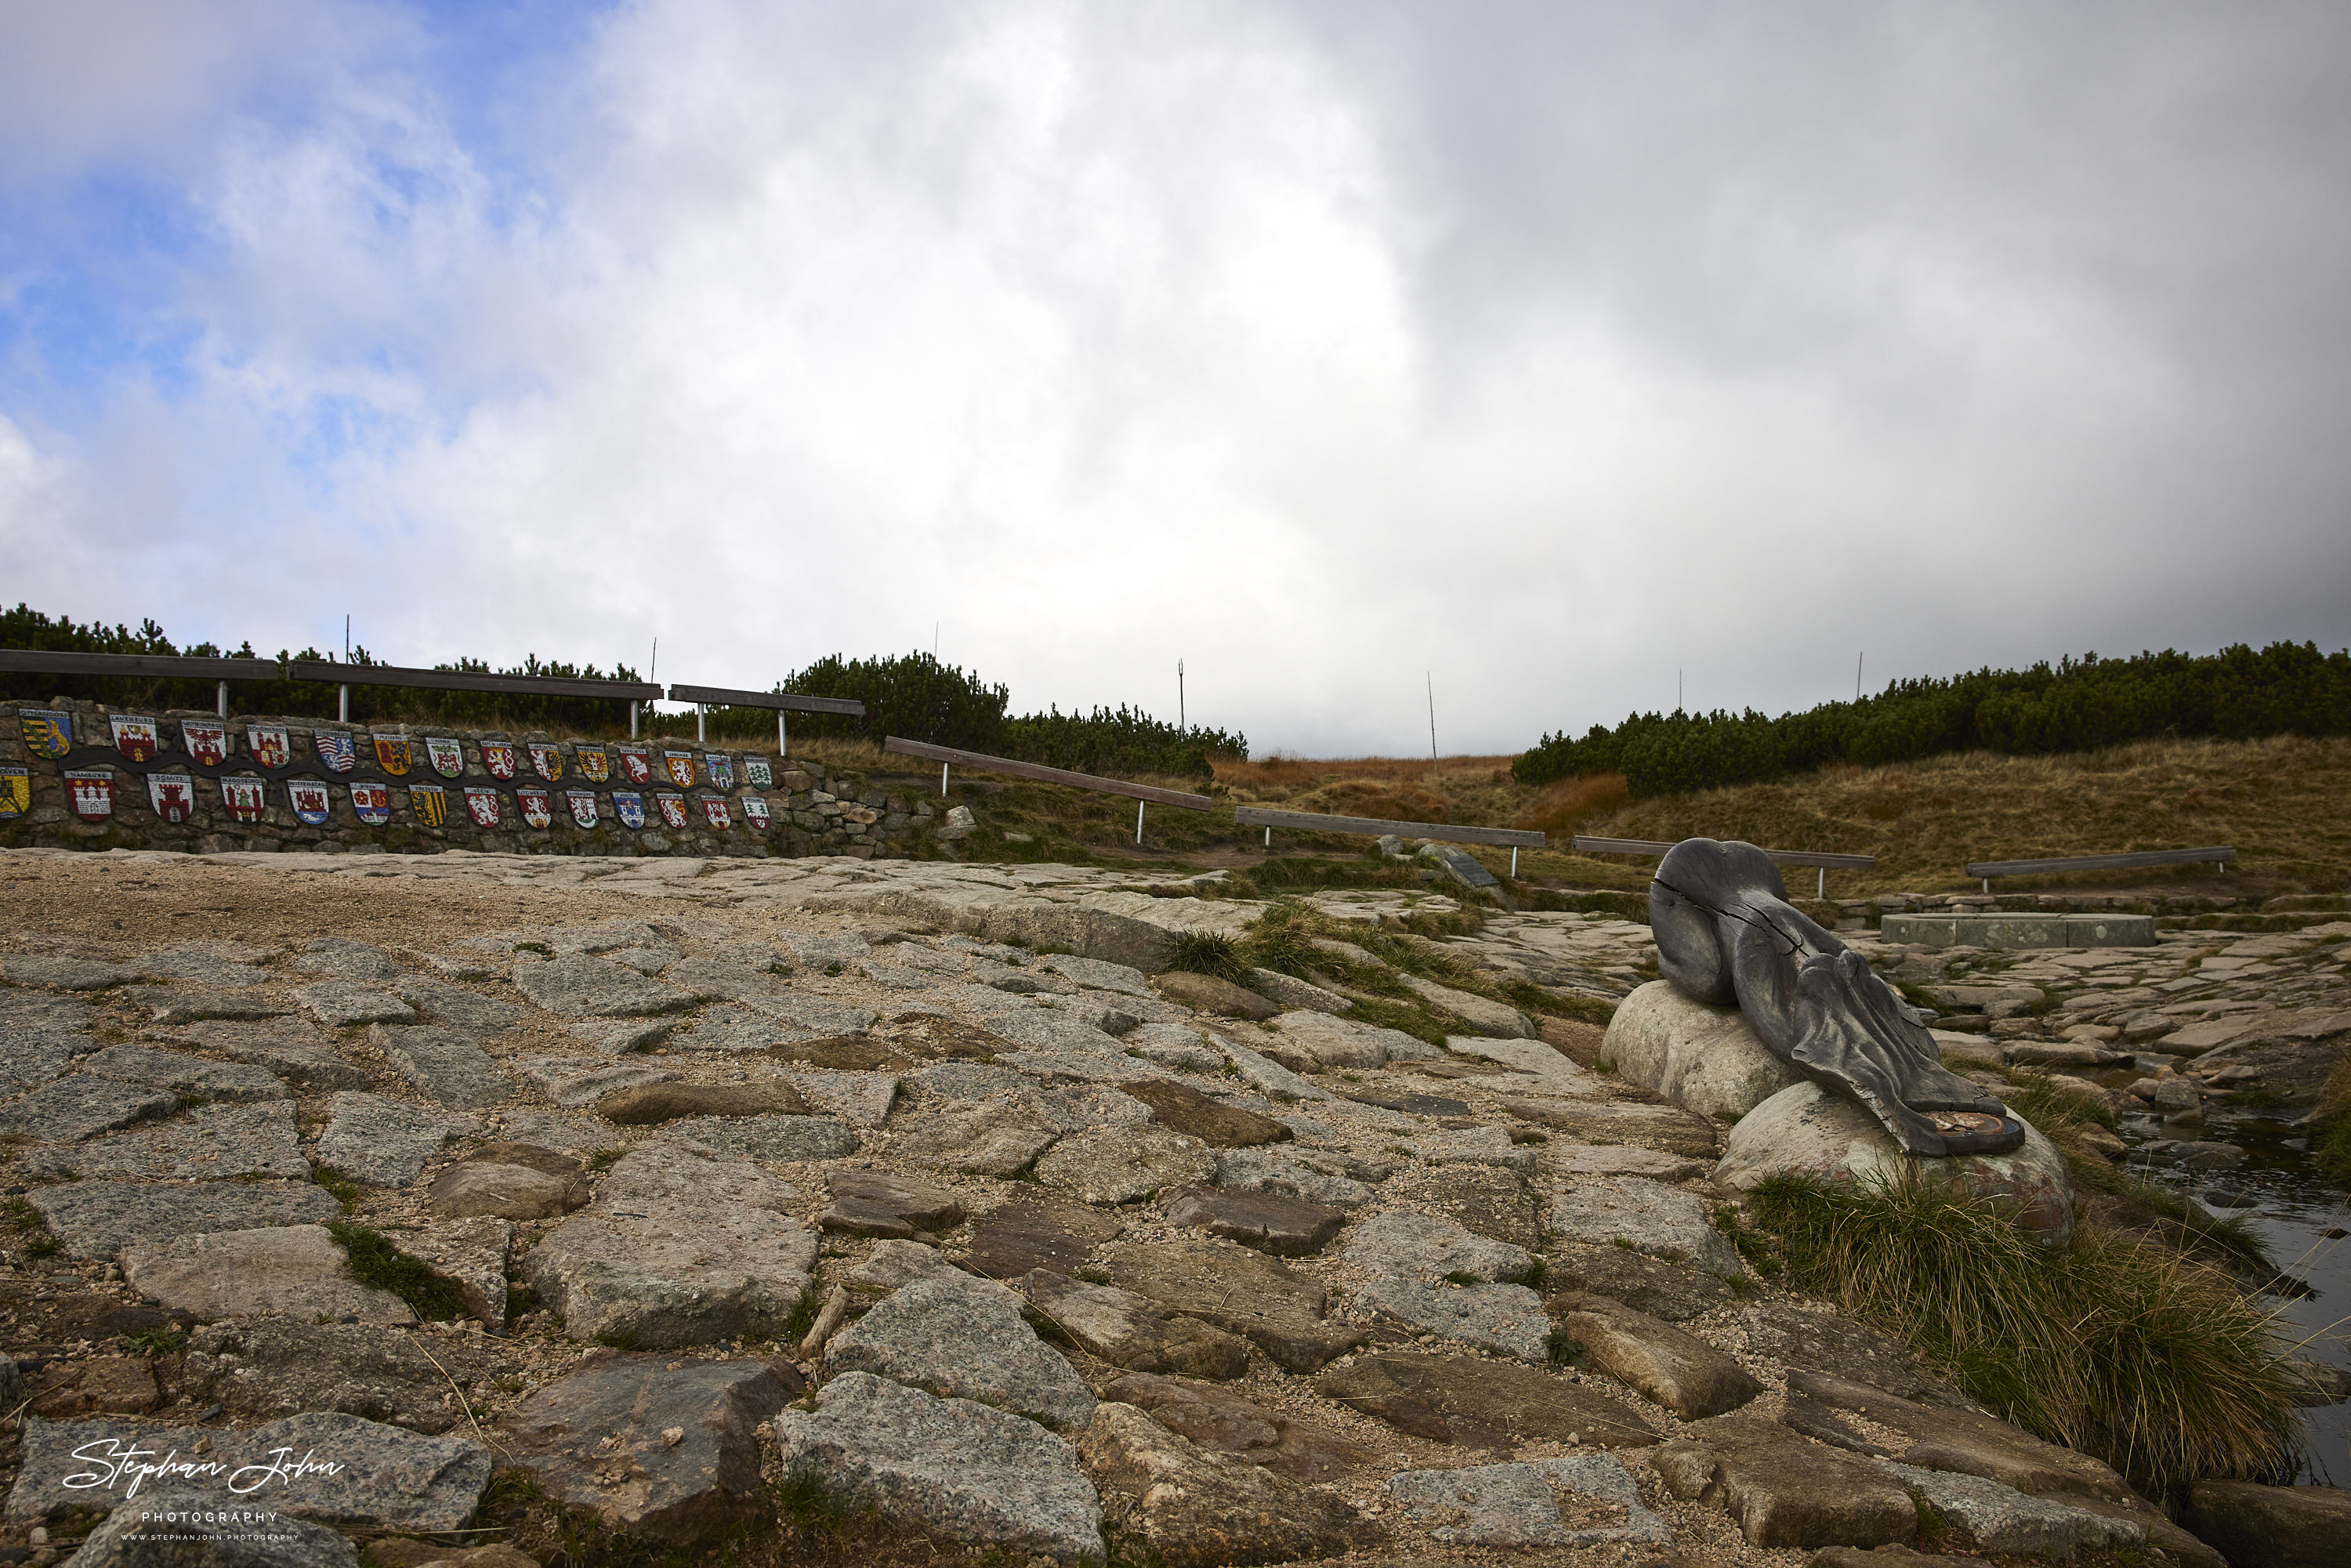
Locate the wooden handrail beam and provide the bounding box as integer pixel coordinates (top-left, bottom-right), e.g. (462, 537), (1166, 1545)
(881, 737), (1214, 809)
(0, 649), (283, 681)
(1966, 847), (2236, 879)
(665, 683), (865, 716)
(1237, 805), (1544, 849)
(284, 661), (662, 701)
(1572, 835), (1876, 871)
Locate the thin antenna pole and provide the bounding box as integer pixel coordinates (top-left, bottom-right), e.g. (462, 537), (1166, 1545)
(1426, 672), (1437, 766)
(1178, 660), (1185, 732)
(1678, 668), (1683, 712)
(344, 615), (350, 661)
(1856, 651), (1864, 703)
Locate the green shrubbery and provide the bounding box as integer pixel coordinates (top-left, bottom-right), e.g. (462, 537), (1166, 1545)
(1515, 643), (2351, 795)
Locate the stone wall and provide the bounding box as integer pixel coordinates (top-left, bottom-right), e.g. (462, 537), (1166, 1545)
(0, 699), (933, 858)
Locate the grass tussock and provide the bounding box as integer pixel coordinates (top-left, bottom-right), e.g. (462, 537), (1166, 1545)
(328, 1220), (469, 1321)
(1745, 1171), (2303, 1494)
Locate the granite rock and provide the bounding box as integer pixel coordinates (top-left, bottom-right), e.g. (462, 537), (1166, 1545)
(31, 1178), (340, 1260)
(367, 1025), (516, 1111)
(121, 1225), (415, 1325)
(1388, 1454), (1671, 1548)
(1315, 1352), (1657, 1450)
(317, 1093), (476, 1186)
(1554, 1292), (1765, 1418)
(1545, 1175), (1743, 1275)
(509, 955), (697, 1017)
(825, 1274), (1097, 1431)
(297, 981), (418, 1028)
(1079, 1402), (1359, 1567)
(1034, 1124), (1215, 1205)
(26, 1100), (308, 1182)
(1161, 1188), (1345, 1256)
(0, 1074), (177, 1143)
(1117, 1077), (1291, 1147)
(1343, 1209), (1535, 1282)
(1099, 1373), (1374, 1483)
(1355, 1276), (1552, 1361)
(1018, 1269), (1251, 1381)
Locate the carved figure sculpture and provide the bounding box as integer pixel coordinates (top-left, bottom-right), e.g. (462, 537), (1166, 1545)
(1650, 837), (2024, 1157)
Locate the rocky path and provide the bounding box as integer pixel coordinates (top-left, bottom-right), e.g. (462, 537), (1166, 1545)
(0, 846), (2338, 1566)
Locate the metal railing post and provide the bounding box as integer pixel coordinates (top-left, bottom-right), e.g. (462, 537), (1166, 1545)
(1818, 867), (1826, 899)
(778, 712), (788, 758)
(940, 763), (949, 795)
(216, 680), (228, 718)
(339, 683), (350, 722)
(1510, 847), (1518, 878)
(629, 701), (638, 739)
(1264, 826), (1272, 849)
(1136, 799), (1146, 845)
(696, 704), (706, 744)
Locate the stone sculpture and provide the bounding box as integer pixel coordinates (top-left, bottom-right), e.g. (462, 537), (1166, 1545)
(1650, 837), (2023, 1158)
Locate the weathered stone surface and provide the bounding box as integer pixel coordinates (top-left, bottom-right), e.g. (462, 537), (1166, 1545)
(1411, 1124), (1539, 1171)
(1019, 1269), (1251, 1380)
(128, 986), (294, 1024)
(1718, 1081), (2074, 1246)
(1784, 1371), (2135, 1506)
(509, 1054), (676, 1107)
(965, 1198), (1125, 1280)
(1740, 1303), (1947, 1403)
(1356, 1277), (1552, 1360)
(2183, 1479), (2351, 1568)
(1316, 1352), (1657, 1450)
(820, 1171), (964, 1237)
(1152, 970), (1280, 1019)
(368, 1025), (516, 1110)
(0, 953), (139, 990)
(181, 1318), (505, 1433)
(317, 1092), (476, 1186)
(0, 1027), (90, 1092)
(1343, 1209), (1534, 1282)
(1121, 1022), (1230, 1074)
(429, 1158), (580, 1221)
(31, 1178), (340, 1260)
(1604, 980), (1807, 1119)
(1118, 1077), (1291, 1147)
(1080, 1402), (1359, 1567)
(1034, 1124), (1214, 1205)
(660, 1114), (858, 1163)
(1555, 1291), (1764, 1418)
(1212, 1145), (1382, 1208)
(1103, 1240), (1360, 1372)
(892, 1099), (1061, 1177)
(1552, 1140), (1710, 1180)
(509, 954), (697, 1016)
(1162, 1188), (1345, 1256)
(1386, 1162), (1543, 1251)
(1214, 1034), (1336, 1099)
(379, 1218), (510, 1324)
(784, 1067), (899, 1127)
(1548, 1243), (1740, 1321)
(298, 937), (400, 980)
(1500, 1094), (1723, 1157)
(497, 1354), (794, 1547)
(182, 1016), (372, 1090)
(298, 980), (418, 1027)
(825, 1274), (1096, 1431)
(390, 978), (527, 1036)
(1101, 1373), (1374, 1483)
(1545, 1175), (1743, 1274)
(523, 1146), (815, 1348)
(1653, 1414), (1918, 1549)
(63, 1505), (360, 1566)
(567, 1018), (677, 1056)
(850, 1238), (971, 1291)
(7, 1411), (490, 1531)
(983, 1007), (1131, 1056)
(1883, 1460), (2142, 1558)
(1041, 954), (1154, 996)
(122, 1225), (415, 1324)
(734, 990), (878, 1035)
(1270, 1009), (1429, 1067)
(1248, 967), (1353, 1016)
(0, 1074), (176, 1142)
(1805, 1550), (1995, 1568)
(22, 1354), (160, 1418)
(1399, 974), (1534, 1037)
(80, 1044), (287, 1102)
(774, 1371), (1104, 1565)
(597, 1079), (808, 1123)
(27, 1100), (308, 1181)
(1388, 1454), (1671, 1548)
(668, 1002), (813, 1054)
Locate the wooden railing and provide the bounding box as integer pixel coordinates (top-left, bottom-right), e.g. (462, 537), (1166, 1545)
(881, 736), (1213, 843)
(1964, 846), (2234, 892)
(1572, 835), (1876, 897)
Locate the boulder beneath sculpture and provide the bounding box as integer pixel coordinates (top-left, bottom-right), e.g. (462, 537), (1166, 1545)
(1603, 982), (1806, 1121)
(1717, 1081), (2074, 1247)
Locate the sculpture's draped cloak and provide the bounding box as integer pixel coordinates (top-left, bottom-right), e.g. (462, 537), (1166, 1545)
(1650, 838), (2021, 1158)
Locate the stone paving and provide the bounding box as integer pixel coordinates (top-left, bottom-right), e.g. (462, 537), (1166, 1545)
(0, 845), (2340, 1564)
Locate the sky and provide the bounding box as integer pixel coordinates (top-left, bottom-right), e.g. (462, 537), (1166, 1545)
(3, 1), (2348, 757)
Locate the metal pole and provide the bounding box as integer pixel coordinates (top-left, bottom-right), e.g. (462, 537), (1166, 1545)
(338, 683), (349, 722)
(940, 763), (949, 795)
(1264, 826), (1271, 849)
(778, 711), (788, 758)
(696, 704), (706, 744)
(1510, 847), (1518, 878)
(629, 701), (638, 739)
(216, 680), (228, 718)
(1136, 799), (1146, 845)
(1818, 867), (1826, 900)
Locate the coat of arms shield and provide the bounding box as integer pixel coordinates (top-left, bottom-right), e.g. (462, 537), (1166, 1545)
(147, 773), (197, 824)
(288, 779), (332, 825)
(614, 791), (646, 828)
(662, 751), (697, 788)
(566, 789), (600, 828)
(0, 764), (29, 819)
(742, 795), (770, 829)
(221, 775), (268, 823)
(463, 786), (503, 827)
(424, 737), (465, 778)
(18, 708), (71, 759)
(481, 742), (519, 780)
(743, 755), (773, 790)
(351, 781), (392, 825)
(655, 791), (689, 829)
(182, 719), (228, 766)
(528, 743), (564, 783)
(518, 786), (554, 830)
(700, 795), (732, 830)
(247, 724), (290, 770)
(409, 782), (448, 827)
(575, 748), (611, 784)
(314, 730), (358, 774)
(704, 755), (735, 791)
(111, 714), (160, 763)
(616, 745), (652, 784)
(65, 770), (114, 821)
(373, 736), (412, 777)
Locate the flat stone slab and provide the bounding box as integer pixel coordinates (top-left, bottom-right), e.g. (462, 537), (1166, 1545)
(1080, 1401), (1361, 1566)
(182, 1317), (510, 1434)
(657, 1114), (858, 1163)
(1034, 1124), (1215, 1204)
(1555, 1291), (1765, 1418)
(1317, 1352), (1657, 1451)
(1545, 1175), (1743, 1275)
(509, 954), (697, 1017)
(1121, 1023), (1226, 1074)
(122, 1224), (414, 1324)
(1357, 1277), (1552, 1361)
(392, 977), (529, 1035)
(822, 1171), (965, 1237)
(1881, 1459), (2143, 1557)
(379, 1215), (511, 1324)
(1019, 1269), (1251, 1381)
(851, 1239), (976, 1292)
(0, 1027), (90, 1092)
(498, 1354), (795, 1547)
(368, 1024), (517, 1109)
(1388, 1454), (1672, 1548)
(1212, 1146), (1382, 1208)
(1740, 1302), (1945, 1402)
(1548, 1244), (1739, 1322)
(133, 942), (277, 987)
(1152, 970), (1280, 1019)
(965, 1198), (1125, 1280)
(775, 1371), (1103, 1565)
(668, 1003), (814, 1053)
(1040, 954), (1154, 995)
(1270, 1010), (1429, 1067)
(6, 1410), (491, 1531)
(1101, 1372), (1376, 1483)
(982, 1008), (1129, 1056)
(1400, 974), (1534, 1037)
(523, 1146), (815, 1348)
(783, 1068), (900, 1127)
(734, 991), (878, 1034)
(1118, 1077), (1291, 1147)
(296, 937), (401, 980)
(513, 1055), (679, 1107)
(598, 1080), (807, 1123)
(1103, 1239), (1360, 1374)
(28, 1101), (309, 1181)
(825, 1274), (1097, 1431)
(1344, 1210), (1535, 1282)
(1654, 1414), (1919, 1550)
(78, 1043), (287, 1101)
(1163, 1188), (1346, 1256)
(430, 1156), (581, 1220)
(316, 1092), (477, 1186)
(1385, 1163), (1543, 1251)
(29, 1177), (341, 1259)
(125, 985), (293, 1024)
(894, 1099), (1063, 1178)
(296, 980), (418, 1027)
(181, 1017), (374, 1091)
(1881, 912), (2157, 949)
(0, 1074), (176, 1142)
(0, 954), (141, 990)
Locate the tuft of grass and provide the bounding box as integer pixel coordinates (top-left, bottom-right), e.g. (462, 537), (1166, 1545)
(310, 1164), (362, 1212)
(125, 1324), (187, 1356)
(782, 1279), (825, 1343)
(1165, 931), (1247, 983)
(1235, 901), (1321, 977)
(328, 1220), (468, 1321)
(1442, 1270), (1481, 1286)
(1545, 1326), (1587, 1369)
(588, 1146), (629, 1172)
(1745, 1171), (2303, 1494)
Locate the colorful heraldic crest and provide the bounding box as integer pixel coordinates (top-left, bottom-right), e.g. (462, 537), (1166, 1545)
(743, 755), (773, 790)
(182, 719), (229, 766)
(351, 781), (392, 826)
(425, 737), (465, 778)
(574, 747), (610, 784)
(288, 778), (332, 825)
(247, 724), (291, 770)
(655, 791), (689, 829)
(617, 745), (652, 785)
(613, 791), (646, 829)
(221, 775), (268, 824)
(373, 735), (412, 777)
(64, 770), (114, 821)
(18, 708), (71, 760)
(147, 773), (197, 824)
(480, 741), (519, 780)
(518, 787), (555, 830)
(566, 788), (600, 828)
(463, 786), (503, 827)
(700, 795), (732, 830)
(704, 754), (735, 790)
(314, 730), (358, 774)
(409, 782), (448, 827)
(110, 713), (161, 763)
(0, 765), (29, 819)
(528, 742), (564, 782)
(662, 751), (698, 788)
(742, 795), (770, 829)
